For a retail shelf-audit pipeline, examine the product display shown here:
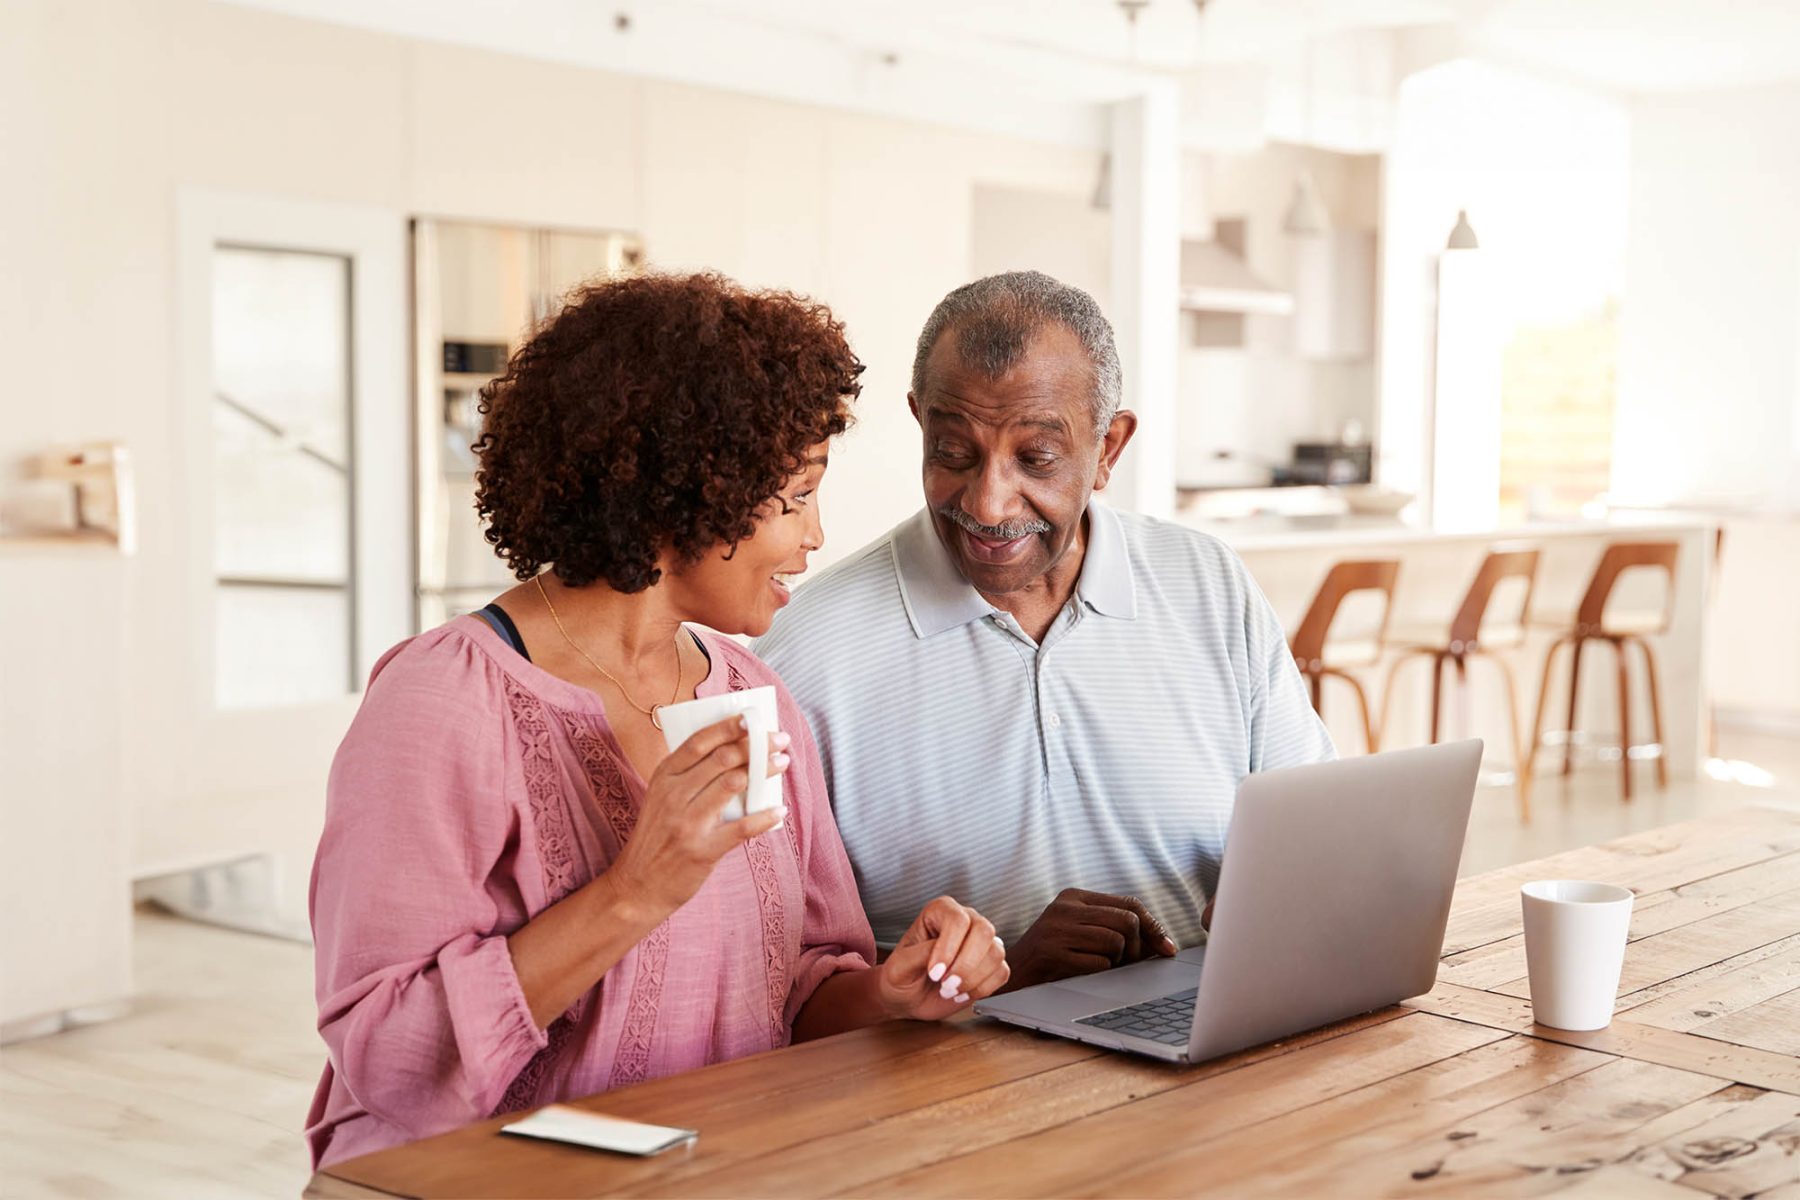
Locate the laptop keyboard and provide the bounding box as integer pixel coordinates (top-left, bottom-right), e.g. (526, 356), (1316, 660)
(1073, 987), (1198, 1045)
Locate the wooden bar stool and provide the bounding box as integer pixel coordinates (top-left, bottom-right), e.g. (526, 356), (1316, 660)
(1527, 540), (1681, 801)
(1290, 559), (1400, 754)
(1380, 546), (1540, 820)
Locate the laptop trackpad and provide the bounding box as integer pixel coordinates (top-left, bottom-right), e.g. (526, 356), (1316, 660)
(1058, 953), (1203, 1002)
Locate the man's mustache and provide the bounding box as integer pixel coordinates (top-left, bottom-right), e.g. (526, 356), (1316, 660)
(935, 504), (1052, 541)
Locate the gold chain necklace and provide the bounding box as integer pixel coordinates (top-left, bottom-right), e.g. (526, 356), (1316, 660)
(535, 575), (683, 729)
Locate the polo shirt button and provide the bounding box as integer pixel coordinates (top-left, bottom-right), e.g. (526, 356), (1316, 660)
(1048, 712), (1062, 728)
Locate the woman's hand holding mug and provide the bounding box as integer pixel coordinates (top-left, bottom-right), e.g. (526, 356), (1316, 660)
(609, 715), (790, 917)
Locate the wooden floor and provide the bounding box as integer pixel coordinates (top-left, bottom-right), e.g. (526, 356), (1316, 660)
(4, 730), (1797, 1198)
(1458, 729), (1800, 876)
(0, 907), (321, 1198)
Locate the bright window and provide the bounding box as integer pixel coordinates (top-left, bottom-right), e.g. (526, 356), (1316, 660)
(209, 246), (355, 707)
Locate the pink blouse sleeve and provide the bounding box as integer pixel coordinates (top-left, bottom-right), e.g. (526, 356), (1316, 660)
(309, 632), (548, 1143)
(773, 678), (878, 1025)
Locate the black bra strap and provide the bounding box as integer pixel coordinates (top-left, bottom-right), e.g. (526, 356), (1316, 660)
(475, 603), (530, 661)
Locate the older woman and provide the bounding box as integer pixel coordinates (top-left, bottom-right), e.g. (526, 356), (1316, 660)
(306, 272), (1009, 1169)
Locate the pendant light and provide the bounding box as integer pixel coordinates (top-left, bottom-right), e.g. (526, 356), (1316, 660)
(1446, 209), (1480, 250)
(1283, 171), (1330, 236)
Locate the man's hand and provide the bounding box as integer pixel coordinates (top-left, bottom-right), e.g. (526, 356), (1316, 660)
(1001, 888), (1178, 992)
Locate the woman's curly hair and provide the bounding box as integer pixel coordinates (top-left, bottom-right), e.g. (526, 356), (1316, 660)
(473, 271), (862, 592)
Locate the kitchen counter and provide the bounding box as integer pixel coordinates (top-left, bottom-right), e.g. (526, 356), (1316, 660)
(1180, 511), (1717, 779)
(1177, 509), (1715, 553)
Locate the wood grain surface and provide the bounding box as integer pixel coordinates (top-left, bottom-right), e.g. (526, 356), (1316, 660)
(310, 806), (1800, 1198)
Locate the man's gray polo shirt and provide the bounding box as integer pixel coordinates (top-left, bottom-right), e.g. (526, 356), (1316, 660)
(755, 499), (1335, 948)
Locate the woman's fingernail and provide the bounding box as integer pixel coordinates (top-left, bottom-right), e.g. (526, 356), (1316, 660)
(770, 752), (791, 771)
(772, 730), (792, 749)
(955, 992), (970, 1004)
(928, 963), (947, 982)
(738, 716), (749, 731)
(993, 935), (1005, 948)
(942, 974), (962, 995)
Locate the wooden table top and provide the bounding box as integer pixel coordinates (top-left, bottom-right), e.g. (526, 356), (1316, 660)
(307, 805), (1800, 1199)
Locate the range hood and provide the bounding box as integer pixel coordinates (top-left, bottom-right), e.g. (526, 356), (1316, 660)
(1179, 220), (1293, 316)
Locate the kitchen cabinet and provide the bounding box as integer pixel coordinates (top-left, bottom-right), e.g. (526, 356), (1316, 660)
(1293, 229), (1375, 361)
(0, 550), (131, 1039)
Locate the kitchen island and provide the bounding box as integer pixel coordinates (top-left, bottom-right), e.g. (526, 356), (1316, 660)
(1176, 509), (1716, 779)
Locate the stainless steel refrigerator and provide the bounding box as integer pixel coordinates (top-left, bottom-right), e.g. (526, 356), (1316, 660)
(412, 218), (643, 630)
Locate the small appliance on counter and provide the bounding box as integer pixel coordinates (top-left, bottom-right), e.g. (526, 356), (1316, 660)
(1285, 441), (1373, 487)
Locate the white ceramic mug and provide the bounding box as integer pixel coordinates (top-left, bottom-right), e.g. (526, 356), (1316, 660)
(657, 686), (782, 824)
(1520, 880), (1634, 1031)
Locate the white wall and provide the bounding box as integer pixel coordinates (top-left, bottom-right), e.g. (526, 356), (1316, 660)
(1613, 83), (1800, 508)
(1, 0), (1101, 1015)
(0, 0), (156, 1030)
(1106, 90), (1182, 518)
(971, 186), (1113, 310)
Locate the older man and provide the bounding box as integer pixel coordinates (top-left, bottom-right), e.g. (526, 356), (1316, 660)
(757, 271), (1334, 991)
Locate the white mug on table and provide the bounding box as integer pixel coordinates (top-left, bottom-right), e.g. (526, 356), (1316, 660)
(1519, 879), (1634, 1031)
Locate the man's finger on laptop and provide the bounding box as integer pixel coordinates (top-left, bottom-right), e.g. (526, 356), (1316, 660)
(1067, 909), (1132, 963)
(1111, 897), (1176, 955)
(1113, 894), (1179, 956)
(1073, 901), (1157, 961)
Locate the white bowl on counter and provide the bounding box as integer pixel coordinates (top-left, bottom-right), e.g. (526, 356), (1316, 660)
(1335, 485), (1416, 517)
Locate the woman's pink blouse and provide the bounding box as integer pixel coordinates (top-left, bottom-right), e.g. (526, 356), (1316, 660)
(305, 616), (875, 1168)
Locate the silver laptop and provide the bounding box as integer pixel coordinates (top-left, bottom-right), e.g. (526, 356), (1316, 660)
(974, 740), (1482, 1064)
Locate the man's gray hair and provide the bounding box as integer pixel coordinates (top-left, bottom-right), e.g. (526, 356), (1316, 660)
(910, 271), (1123, 439)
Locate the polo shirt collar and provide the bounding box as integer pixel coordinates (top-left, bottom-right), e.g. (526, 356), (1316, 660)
(892, 498), (1138, 640)
(1075, 499), (1138, 620)
(893, 508), (996, 639)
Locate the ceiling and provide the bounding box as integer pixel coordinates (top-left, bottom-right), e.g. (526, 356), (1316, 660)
(224, 0), (1800, 148)
(713, 0), (1800, 91)
(1448, 0), (1800, 93)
